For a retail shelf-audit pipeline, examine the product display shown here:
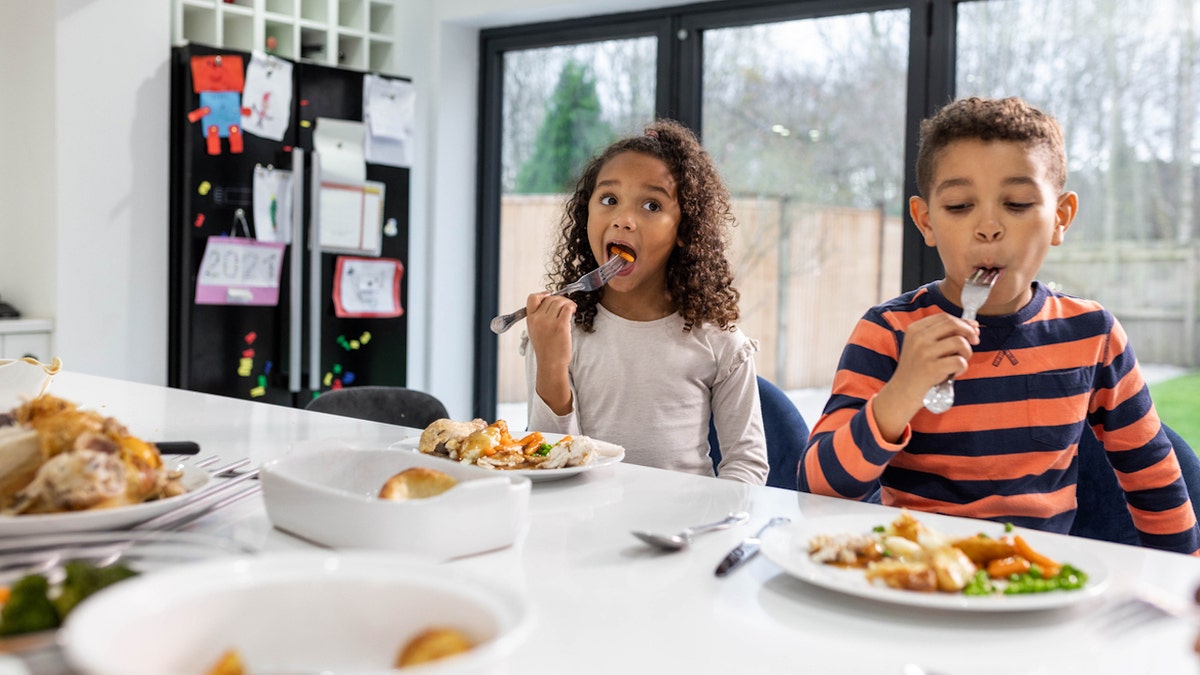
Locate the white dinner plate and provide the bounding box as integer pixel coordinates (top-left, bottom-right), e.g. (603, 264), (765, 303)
(0, 463), (212, 537)
(760, 513), (1110, 612)
(390, 432), (624, 482)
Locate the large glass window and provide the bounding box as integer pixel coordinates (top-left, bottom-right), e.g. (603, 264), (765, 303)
(957, 0), (1199, 431)
(494, 39), (657, 422)
(703, 11), (910, 392)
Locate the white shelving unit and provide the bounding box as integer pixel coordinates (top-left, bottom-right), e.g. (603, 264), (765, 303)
(173, 0), (396, 73)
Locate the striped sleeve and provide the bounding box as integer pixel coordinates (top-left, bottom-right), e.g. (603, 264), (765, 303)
(799, 307), (910, 499)
(1088, 317), (1200, 555)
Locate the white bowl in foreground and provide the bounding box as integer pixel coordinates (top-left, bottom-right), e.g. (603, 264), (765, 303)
(61, 551), (532, 675)
(261, 447), (531, 559)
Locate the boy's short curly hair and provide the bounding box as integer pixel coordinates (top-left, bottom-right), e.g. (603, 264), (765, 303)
(915, 96), (1067, 198)
(550, 118), (740, 332)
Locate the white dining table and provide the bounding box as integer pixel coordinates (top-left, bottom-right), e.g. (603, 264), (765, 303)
(25, 371), (1200, 675)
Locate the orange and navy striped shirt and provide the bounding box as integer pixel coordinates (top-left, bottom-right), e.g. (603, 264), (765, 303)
(799, 281), (1200, 555)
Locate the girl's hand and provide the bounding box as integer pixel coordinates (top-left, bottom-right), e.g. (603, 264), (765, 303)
(872, 313), (980, 441)
(525, 292), (576, 415)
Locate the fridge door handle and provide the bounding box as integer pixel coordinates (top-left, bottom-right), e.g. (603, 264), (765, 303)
(308, 151), (322, 392)
(289, 148), (305, 394)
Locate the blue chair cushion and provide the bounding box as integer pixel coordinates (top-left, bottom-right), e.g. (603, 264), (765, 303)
(1070, 423), (1200, 545)
(709, 376), (809, 490)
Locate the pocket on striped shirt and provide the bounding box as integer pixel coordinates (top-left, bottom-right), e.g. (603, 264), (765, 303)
(1026, 367), (1093, 449)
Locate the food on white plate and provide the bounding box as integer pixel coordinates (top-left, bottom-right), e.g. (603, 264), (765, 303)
(418, 418), (598, 471)
(808, 509), (1089, 596)
(395, 626), (475, 667)
(378, 467), (459, 500)
(204, 649), (245, 675)
(0, 395), (185, 515)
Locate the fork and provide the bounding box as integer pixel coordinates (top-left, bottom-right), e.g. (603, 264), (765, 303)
(1094, 586), (1200, 635)
(490, 253), (630, 334)
(922, 267), (1000, 414)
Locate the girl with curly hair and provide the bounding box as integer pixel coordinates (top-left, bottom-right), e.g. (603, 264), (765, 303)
(521, 119), (768, 484)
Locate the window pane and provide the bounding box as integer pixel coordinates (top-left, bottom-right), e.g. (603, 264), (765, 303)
(496, 39), (657, 422)
(703, 12), (910, 395)
(957, 0), (1199, 369)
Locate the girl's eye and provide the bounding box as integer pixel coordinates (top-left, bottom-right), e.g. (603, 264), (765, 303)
(944, 203), (970, 213)
(642, 201), (661, 212)
(598, 195), (616, 206)
(1006, 202), (1034, 210)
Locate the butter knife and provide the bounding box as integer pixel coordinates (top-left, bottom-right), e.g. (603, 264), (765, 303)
(714, 516), (790, 577)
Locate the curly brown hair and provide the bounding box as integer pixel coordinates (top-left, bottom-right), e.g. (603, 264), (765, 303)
(915, 96), (1067, 198)
(548, 118), (740, 333)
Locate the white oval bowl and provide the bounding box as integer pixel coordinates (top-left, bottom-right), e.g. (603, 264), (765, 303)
(261, 447), (531, 560)
(61, 551), (532, 675)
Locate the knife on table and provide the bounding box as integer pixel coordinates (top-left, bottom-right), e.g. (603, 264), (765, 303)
(714, 516), (790, 577)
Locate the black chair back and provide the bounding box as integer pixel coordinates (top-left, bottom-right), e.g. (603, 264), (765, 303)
(305, 386), (449, 429)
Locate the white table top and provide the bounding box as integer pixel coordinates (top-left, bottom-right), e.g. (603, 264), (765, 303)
(30, 372), (1200, 674)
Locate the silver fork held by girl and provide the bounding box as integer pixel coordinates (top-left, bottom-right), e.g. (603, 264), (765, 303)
(490, 254), (629, 334)
(922, 268), (1000, 414)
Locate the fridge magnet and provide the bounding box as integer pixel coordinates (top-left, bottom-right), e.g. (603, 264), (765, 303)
(195, 234), (287, 306)
(253, 165), (294, 244)
(241, 52), (293, 142)
(332, 256), (404, 318)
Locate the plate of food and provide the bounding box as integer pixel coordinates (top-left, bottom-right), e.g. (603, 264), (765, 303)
(0, 394), (211, 536)
(390, 418), (625, 482)
(760, 510), (1109, 612)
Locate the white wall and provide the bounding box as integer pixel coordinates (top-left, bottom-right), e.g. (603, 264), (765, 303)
(0, 3), (57, 325)
(0, 0), (690, 418)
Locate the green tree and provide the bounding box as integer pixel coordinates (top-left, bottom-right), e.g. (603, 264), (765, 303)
(513, 60), (614, 194)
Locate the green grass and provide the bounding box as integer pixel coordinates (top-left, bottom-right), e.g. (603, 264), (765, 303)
(1150, 371), (1200, 455)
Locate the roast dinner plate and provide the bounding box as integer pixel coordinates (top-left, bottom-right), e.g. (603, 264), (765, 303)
(0, 463), (212, 537)
(389, 432), (624, 482)
(760, 513), (1110, 612)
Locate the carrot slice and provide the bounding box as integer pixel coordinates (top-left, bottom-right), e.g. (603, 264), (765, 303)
(986, 555), (1032, 579)
(1012, 535), (1061, 576)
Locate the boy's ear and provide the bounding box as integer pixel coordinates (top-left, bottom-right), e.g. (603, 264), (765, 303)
(1052, 191), (1079, 246)
(909, 196), (937, 247)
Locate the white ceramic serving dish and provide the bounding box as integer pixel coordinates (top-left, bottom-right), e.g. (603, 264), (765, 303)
(0, 357), (58, 412)
(61, 551), (532, 675)
(261, 447), (531, 560)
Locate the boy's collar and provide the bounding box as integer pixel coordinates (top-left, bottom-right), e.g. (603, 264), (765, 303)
(926, 279), (1048, 325)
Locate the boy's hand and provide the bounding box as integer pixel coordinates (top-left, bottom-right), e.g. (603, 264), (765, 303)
(525, 292), (576, 415)
(873, 314), (980, 441)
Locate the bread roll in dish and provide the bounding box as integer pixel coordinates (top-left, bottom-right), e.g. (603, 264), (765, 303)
(377, 467), (458, 500)
(396, 626), (474, 667)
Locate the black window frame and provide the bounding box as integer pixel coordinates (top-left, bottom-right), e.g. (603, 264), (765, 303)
(474, 0), (959, 418)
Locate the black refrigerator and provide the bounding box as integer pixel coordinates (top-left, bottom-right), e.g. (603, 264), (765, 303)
(168, 43), (411, 407)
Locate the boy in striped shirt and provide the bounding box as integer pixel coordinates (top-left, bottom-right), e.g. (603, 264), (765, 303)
(799, 96), (1199, 554)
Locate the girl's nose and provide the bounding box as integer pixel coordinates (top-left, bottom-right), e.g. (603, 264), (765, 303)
(611, 209), (636, 230)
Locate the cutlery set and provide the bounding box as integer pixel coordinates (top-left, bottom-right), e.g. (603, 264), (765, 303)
(631, 512), (791, 577)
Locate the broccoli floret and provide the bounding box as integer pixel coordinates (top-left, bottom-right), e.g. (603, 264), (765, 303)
(0, 574), (60, 636)
(52, 561), (138, 619)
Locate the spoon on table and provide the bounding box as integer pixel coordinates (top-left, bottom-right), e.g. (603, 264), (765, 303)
(631, 512), (750, 551)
